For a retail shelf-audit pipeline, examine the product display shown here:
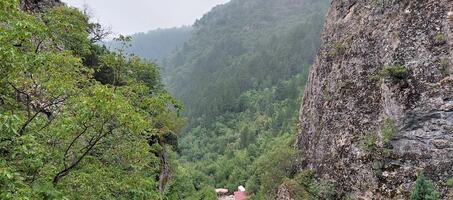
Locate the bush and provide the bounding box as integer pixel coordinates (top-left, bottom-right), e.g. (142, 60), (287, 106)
(381, 118), (396, 144)
(380, 64), (408, 80)
(439, 59), (450, 76)
(371, 161), (384, 177)
(361, 132), (377, 152)
(433, 33), (446, 45)
(447, 177), (453, 187)
(196, 185), (217, 200)
(410, 174), (440, 200)
(329, 42), (346, 57)
(253, 144), (297, 197)
(281, 170), (336, 200)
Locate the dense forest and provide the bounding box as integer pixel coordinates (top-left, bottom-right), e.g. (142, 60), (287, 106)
(0, 1), (187, 199)
(105, 26), (192, 63)
(160, 0), (332, 198)
(106, 0), (334, 198)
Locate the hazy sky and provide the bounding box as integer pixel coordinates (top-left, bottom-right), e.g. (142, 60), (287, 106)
(61, 0), (230, 35)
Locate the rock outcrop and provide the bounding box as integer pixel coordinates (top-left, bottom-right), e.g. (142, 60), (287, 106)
(277, 183), (296, 200)
(295, 0), (453, 198)
(20, 0), (61, 12)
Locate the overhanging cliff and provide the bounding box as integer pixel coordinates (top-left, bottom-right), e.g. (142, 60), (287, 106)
(295, 0), (452, 198)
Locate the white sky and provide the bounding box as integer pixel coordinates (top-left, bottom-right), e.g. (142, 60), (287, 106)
(61, 0), (230, 35)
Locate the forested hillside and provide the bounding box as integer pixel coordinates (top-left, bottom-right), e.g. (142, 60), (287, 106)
(165, 0), (329, 122)
(0, 1), (184, 199)
(161, 0), (332, 198)
(106, 27), (192, 62)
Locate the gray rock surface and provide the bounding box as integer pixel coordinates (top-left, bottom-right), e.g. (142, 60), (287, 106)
(294, 0), (453, 198)
(277, 183), (296, 200)
(20, 0), (61, 12)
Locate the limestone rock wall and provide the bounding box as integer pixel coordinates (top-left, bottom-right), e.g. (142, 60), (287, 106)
(295, 0), (453, 198)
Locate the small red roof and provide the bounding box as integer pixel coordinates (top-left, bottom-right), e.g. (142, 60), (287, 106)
(234, 191), (248, 200)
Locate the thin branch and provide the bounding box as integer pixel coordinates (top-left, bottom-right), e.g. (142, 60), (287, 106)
(82, 134), (97, 151)
(9, 82), (67, 135)
(17, 111), (41, 136)
(53, 119), (112, 185)
(35, 39), (44, 53)
(17, 97), (65, 136)
(63, 124), (89, 168)
(9, 83), (32, 118)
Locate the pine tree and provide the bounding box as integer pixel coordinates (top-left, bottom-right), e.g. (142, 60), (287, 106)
(410, 174), (440, 200)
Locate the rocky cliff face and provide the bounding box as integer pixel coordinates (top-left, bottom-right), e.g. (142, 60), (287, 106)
(295, 0), (453, 199)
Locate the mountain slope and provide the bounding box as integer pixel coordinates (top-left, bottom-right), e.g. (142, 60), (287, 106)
(106, 26), (192, 62)
(160, 0), (331, 198)
(165, 0), (330, 125)
(293, 0), (453, 199)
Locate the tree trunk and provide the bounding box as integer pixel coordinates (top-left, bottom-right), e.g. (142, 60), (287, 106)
(158, 143), (170, 194)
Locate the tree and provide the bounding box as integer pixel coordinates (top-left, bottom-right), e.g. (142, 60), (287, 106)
(410, 174), (440, 200)
(0, 1), (182, 199)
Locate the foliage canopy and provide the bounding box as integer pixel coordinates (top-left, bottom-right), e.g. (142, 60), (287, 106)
(0, 1), (182, 199)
